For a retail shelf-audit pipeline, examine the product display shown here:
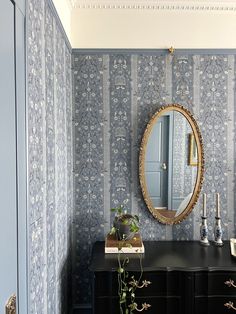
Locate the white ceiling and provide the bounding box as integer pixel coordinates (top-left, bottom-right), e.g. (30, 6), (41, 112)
(54, 0), (236, 48)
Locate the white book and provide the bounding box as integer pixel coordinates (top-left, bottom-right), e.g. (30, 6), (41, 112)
(105, 243), (145, 254)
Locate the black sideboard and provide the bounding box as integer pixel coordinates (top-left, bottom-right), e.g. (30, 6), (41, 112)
(89, 241), (236, 314)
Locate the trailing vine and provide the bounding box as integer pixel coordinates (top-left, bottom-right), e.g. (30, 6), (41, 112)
(110, 206), (151, 314)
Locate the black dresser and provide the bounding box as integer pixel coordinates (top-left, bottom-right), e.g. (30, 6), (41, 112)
(89, 241), (236, 314)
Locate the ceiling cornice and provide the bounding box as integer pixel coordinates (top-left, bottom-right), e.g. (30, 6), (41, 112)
(69, 0), (236, 10)
(65, 0), (74, 10)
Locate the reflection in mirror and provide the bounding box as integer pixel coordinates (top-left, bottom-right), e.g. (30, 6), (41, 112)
(139, 104), (204, 224)
(189, 133), (198, 166)
(145, 110), (197, 218)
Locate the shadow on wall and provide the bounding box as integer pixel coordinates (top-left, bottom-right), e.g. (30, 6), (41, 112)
(60, 221), (73, 314)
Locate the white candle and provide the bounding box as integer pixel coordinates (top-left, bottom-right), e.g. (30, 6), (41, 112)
(216, 193), (220, 217)
(203, 193), (207, 217)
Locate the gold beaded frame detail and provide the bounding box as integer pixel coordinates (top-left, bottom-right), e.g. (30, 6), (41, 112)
(139, 104), (204, 225)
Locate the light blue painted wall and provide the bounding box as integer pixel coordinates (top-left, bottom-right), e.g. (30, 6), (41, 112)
(15, 0), (25, 14)
(15, 3), (27, 313)
(0, 0), (21, 312)
(0, 0), (27, 313)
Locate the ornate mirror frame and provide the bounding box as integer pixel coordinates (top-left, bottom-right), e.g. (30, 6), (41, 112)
(139, 104), (204, 225)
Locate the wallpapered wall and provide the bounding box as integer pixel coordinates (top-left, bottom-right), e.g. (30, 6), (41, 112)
(27, 0), (73, 313)
(72, 53), (236, 305)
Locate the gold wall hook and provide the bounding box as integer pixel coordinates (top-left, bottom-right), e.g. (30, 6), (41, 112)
(168, 46), (175, 55)
(5, 294), (16, 314)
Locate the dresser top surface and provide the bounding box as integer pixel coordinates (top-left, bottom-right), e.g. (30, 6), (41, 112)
(90, 241), (236, 272)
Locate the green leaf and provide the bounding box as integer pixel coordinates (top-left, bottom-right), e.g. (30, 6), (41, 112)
(110, 208), (117, 212)
(130, 224), (139, 233)
(125, 309), (129, 314)
(129, 303), (136, 311)
(125, 243), (132, 248)
(117, 207), (123, 214)
(122, 219), (129, 225)
(109, 227), (116, 235)
(118, 267), (124, 273)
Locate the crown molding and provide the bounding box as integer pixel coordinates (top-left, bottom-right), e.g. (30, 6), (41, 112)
(65, 0), (75, 10)
(69, 0), (236, 10)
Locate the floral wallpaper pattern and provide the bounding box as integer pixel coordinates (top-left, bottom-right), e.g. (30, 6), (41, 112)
(73, 52), (236, 306)
(28, 0), (45, 312)
(172, 55), (195, 240)
(110, 55), (132, 212)
(172, 112), (196, 203)
(199, 56), (231, 239)
(45, 3), (56, 313)
(27, 0), (72, 313)
(135, 55), (168, 241)
(72, 55), (105, 304)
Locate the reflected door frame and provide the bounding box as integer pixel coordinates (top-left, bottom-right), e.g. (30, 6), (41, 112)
(145, 115), (169, 208)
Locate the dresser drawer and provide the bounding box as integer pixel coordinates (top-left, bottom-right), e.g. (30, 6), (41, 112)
(195, 272), (236, 296)
(94, 296), (182, 314)
(134, 271), (181, 297)
(90, 241), (236, 314)
(94, 271), (181, 297)
(195, 296), (236, 314)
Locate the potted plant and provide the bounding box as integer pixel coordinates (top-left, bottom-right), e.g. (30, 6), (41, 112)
(109, 205), (151, 313)
(111, 206), (139, 241)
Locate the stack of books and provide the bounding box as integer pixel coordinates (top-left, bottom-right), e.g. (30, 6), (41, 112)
(105, 233), (144, 253)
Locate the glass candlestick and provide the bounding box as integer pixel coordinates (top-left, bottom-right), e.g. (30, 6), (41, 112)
(200, 216), (210, 246)
(214, 216), (223, 246)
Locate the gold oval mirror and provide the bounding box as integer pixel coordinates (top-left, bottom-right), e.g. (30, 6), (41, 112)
(139, 104), (204, 225)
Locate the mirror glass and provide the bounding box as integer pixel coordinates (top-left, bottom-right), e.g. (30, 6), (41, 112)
(139, 104), (204, 224)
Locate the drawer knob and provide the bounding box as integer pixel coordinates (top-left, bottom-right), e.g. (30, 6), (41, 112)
(129, 279), (151, 289)
(225, 301), (236, 311)
(129, 302), (151, 312)
(225, 279), (236, 288)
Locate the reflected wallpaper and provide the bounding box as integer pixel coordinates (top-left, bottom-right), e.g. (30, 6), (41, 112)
(72, 53), (235, 306)
(172, 111), (197, 209)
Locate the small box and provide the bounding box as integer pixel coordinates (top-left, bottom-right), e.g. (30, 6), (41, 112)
(105, 233), (144, 254)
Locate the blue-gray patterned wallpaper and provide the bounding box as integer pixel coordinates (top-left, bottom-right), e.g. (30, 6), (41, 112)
(72, 53), (236, 306)
(27, 0), (73, 313)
